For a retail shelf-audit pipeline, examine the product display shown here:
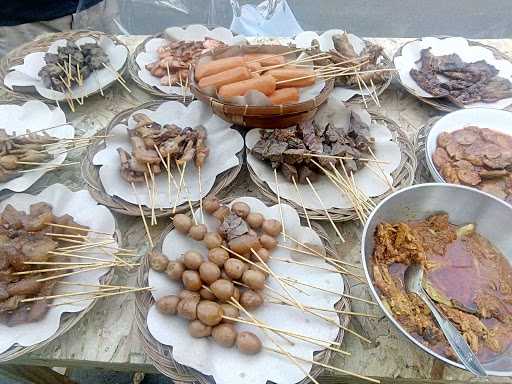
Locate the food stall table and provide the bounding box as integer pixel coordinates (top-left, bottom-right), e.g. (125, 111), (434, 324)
(0, 36), (511, 384)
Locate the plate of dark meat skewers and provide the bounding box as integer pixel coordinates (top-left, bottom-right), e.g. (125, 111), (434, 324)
(0, 100), (75, 193)
(394, 36), (512, 111)
(3, 33), (128, 111)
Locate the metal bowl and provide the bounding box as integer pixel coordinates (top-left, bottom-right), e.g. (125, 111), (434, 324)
(361, 183), (512, 375)
(425, 108), (512, 183)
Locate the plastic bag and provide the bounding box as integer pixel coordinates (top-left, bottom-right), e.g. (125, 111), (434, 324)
(230, 0), (303, 37)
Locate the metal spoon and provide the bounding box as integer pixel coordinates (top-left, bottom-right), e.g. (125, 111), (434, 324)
(404, 263), (487, 376)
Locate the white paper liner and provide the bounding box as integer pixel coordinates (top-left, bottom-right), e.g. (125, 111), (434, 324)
(147, 197), (343, 384)
(0, 101), (74, 193)
(246, 98), (402, 210)
(4, 36), (128, 101)
(394, 36), (512, 109)
(293, 29), (376, 101)
(195, 46), (326, 106)
(425, 108), (512, 182)
(136, 25), (247, 96)
(92, 100), (244, 209)
(0, 184), (117, 354)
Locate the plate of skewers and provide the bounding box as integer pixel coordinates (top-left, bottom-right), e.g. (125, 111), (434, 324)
(293, 30), (394, 105)
(83, 100), (244, 218)
(135, 195), (380, 384)
(131, 24), (246, 100)
(1, 31), (129, 111)
(394, 36), (512, 111)
(189, 44), (334, 129)
(245, 98), (416, 223)
(0, 183), (140, 362)
(0, 100), (77, 194)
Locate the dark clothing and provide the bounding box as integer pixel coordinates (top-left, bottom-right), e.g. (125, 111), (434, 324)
(0, 0), (103, 26)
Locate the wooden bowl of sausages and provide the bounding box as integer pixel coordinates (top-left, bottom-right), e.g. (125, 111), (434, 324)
(189, 45), (334, 129)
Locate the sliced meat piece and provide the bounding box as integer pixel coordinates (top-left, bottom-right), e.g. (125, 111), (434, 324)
(7, 278), (42, 296)
(432, 147), (450, 169)
(446, 142), (464, 160)
(440, 163), (459, 184)
(457, 169), (481, 186)
(27, 301), (49, 322)
(480, 169), (508, 179)
(280, 163), (298, 182)
(483, 156), (508, 170)
(437, 132), (453, 148)
(21, 234), (57, 262)
(1, 205), (25, 229)
(480, 181), (507, 200)
(453, 128), (478, 145)
(298, 165), (319, 184)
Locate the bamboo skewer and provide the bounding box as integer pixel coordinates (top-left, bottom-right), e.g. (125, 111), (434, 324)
(230, 299), (322, 384)
(173, 161), (187, 214)
(130, 182), (154, 248)
(36, 263), (112, 282)
(198, 166), (204, 224)
(264, 346), (380, 384)
(102, 63), (131, 93)
(145, 164), (157, 225)
(245, 48), (306, 64)
(368, 147), (393, 192)
(271, 257), (345, 274)
(49, 286), (151, 307)
(3, 122), (73, 142)
(306, 178), (345, 243)
(250, 248), (304, 311)
(44, 223), (111, 236)
(15, 162), (80, 173)
(266, 299), (377, 318)
(222, 315), (350, 356)
(303, 152), (389, 164)
(273, 168), (286, 238)
(48, 250), (126, 264)
(291, 176), (312, 230)
(21, 286), (124, 303)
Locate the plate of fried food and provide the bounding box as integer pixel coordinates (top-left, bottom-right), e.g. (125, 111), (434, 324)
(132, 25), (245, 98)
(90, 100), (244, 216)
(139, 195), (375, 384)
(394, 36), (512, 110)
(0, 100), (74, 193)
(293, 29), (393, 104)
(245, 98), (408, 222)
(425, 108), (512, 204)
(362, 183), (512, 376)
(0, 183), (118, 361)
(3, 32), (128, 108)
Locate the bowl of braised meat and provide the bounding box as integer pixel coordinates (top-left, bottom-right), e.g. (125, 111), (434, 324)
(426, 108), (512, 204)
(362, 183), (512, 375)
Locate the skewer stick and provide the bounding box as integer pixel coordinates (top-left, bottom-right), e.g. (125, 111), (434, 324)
(166, 63), (172, 87)
(266, 299), (377, 318)
(177, 161), (197, 225)
(222, 315), (349, 356)
(23, 261), (112, 266)
(57, 281), (138, 289)
(303, 152), (389, 164)
(48, 286), (151, 307)
(291, 176), (311, 229)
(271, 257), (344, 274)
(279, 234), (360, 269)
(355, 72), (368, 108)
(264, 347), (380, 383)
(368, 147), (393, 191)
(102, 63), (131, 93)
(251, 248), (304, 310)
(245, 48), (306, 64)
(252, 53), (331, 73)
(230, 299), (321, 384)
(306, 178), (345, 243)
(4, 122), (72, 141)
(357, 72), (379, 106)
(21, 286), (124, 303)
(145, 164), (157, 225)
(95, 72), (104, 96)
(48, 250), (126, 264)
(44, 223), (111, 236)
(173, 161), (187, 214)
(281, 276), (375, 306)
(16, 162), (80, 173)
(36, 263), (112, 282)
(198, 166), (204, 224)
(369, 78), (381, 107)
(130, 182), (154, 248)
(273, 169), (286, 238)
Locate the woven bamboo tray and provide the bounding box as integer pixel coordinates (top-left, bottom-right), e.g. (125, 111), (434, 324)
(0, 224), (122, 363)
(338, 40), (394, 105)
(393, 37), (512, 112)
(190, 45), (335, 129)
(0, 30), (129, 103)
(129, 32), (194, 102)
(135, 198), (350, 384)
(81, 100), (243, 217)
(248, 113), (417, 222)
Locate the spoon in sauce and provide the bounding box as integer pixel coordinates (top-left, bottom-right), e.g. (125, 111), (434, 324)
(404, 263), (487, 377)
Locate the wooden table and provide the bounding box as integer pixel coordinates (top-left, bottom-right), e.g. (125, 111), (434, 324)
(1, 36), (511, 384)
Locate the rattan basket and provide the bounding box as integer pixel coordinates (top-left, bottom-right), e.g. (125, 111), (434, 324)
(81, 100), (243, 217)
(413, 116), (440, 184)
(0, 224), (122, 363)
(248, 113), (417, 222)
(135, 197), (350, 384)
(393, 37), (512, 112)
(0, 30), (129, 103)
(190, 45), (334, 129)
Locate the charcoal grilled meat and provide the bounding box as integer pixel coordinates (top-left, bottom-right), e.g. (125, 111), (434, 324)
(410, 47), (512, 105)
(251, 110), (375, 183)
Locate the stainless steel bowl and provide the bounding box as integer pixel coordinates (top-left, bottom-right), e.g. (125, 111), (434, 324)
(361, 183), (512, 375)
